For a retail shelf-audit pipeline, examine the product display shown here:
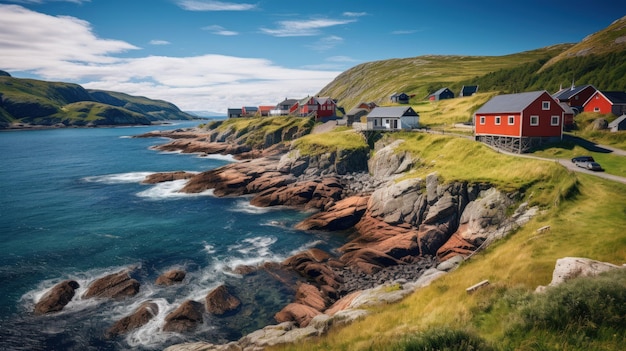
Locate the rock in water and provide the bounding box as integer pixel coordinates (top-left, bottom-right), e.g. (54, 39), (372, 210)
(106, 301), (159, 338)
(33, 280), (79, 315)
(155, 269), (186, 286)
(205, 285), (241, 315)
(163, 300), (204, 333)
(83, 270), (140, 299)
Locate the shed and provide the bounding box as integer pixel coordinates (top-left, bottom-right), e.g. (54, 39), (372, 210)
(428, 87), (454, 101)
(390, 92), (410, 104)
(474, 90), (564, 153)
(459, 85), (479, 97)
(227, 108), (242, 118)
(609, 114), (626, 132)
(367, 106), (419, 130)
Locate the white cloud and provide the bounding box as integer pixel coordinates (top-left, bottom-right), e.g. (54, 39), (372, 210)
(150, 40), (171, 45)
(176, 0), (257, 11)
(0, 5), (340, 112)
(326, 56), (358, 63)
(261, 18), (356, 37)
(392, 29), (421, 35)
(343, 12), (367, 17)
(306, 35), (344, 51)
(202, 25), (238, 36)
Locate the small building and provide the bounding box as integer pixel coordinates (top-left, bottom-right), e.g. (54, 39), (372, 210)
(474, 90), (564, 153)
(289, 96), (337, 119)
(390, 92), (410, 104)
(459, 85), (479, 97)
(366, 106), (419, 131)
(257, 106), (274, 117)
(270, 98), (298, 116)
(241, 106), (258, 117)
(345, 102), (377, 126)
(227, 108), (242, 118)
(583, 91), (626, 116)
(428, 87), (455, 101)
(553, 84), (597, 112)
(609, 114), (626, 132)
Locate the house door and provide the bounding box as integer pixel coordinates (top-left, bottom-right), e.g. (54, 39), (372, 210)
(393, 119), (398, 129)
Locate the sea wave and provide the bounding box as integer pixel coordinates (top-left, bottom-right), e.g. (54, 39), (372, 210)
(82, 172), (154, 184)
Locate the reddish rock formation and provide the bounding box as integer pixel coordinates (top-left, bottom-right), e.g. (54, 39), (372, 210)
(142, 172), (195, 184)
(155, 269), (186, 286)
(163, 300), (204, 333)
(33, 280), (79, 315)
(295, 196), (369, 231)
(274, 303), (321, 328)
(294, 283), (327, 311)
(282, 249), (343, 290)
(106, 301), (159, 338)
(205, 285), (241, 315)
(250, 177), (343, 210)
(83, 270), (140, 299)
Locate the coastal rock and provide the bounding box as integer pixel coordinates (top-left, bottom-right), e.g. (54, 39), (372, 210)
(368, 139), (415, 178)
(294, 283), (328, 312)
(106, 301), (159, 338)
(156, 269), (186, 286)
(274, 303), (321, 328)
(282, 249), (342, 289)
(163, 300), (204, 333)
(33, 280), (79, 315)
(83, 270), (140, 299)
(250, 177), (343, 210)
(143, 172), (196, 184)
(294, 196), (369, 231)
(539, 257), (625, 291)
(205, 285), (241, 315)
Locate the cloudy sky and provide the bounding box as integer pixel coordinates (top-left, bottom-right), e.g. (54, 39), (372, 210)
(1, 0), (624, 114)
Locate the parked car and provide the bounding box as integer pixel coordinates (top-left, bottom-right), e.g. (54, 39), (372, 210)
(571, 156), (603, 171)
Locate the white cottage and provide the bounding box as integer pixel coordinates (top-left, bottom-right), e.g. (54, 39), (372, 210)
(366, 106), (419, 130)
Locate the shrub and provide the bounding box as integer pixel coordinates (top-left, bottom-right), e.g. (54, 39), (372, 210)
(397, 327), (494, 351)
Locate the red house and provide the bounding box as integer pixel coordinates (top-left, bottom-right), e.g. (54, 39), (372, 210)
(474, 91), (564, 153)
(289, 96), (337, 119)
(552, 84), (597, 127)
(583, 91), (626, 116)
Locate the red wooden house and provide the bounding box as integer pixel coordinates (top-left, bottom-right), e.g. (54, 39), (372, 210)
(289, 96), (337, 119)
(583, 91), (626, 116)
(552, 84), (597, 127)
(474, 91), (565, 153)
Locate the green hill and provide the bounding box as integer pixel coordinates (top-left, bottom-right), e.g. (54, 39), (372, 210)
(0, 75), (195, 128)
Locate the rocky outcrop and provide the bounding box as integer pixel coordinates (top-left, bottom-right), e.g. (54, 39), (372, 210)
(83, 270), (140, 299)
(250, 177), (343, 210)
(33, 280), (80, 315)
(368, 139), (415, 179)
(106, 301), (159, 338)
(277, 147), (369, 176)
(205, 285), (241, 315)
(143, 172), (196, 184)
(295, 196), (369, 231)
(163, 300), (204, 333)
(536, 257), (626, 292)
(156, 269), (187, 286)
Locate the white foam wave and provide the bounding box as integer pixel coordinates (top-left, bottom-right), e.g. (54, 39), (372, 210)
(82, 172), (154, 184)
(203, 242), (216, 254)
(202, 153), (238, 162)
(229, 200), (281, 214)
(136, 179), (214, 200)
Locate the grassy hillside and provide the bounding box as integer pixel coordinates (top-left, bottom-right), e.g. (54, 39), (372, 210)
(271, 133), (626, 351)
(0, 75), (194, 128)
(317, 45), (571, 112)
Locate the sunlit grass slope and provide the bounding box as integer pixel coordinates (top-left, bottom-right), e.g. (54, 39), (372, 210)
(270, 133), (626, 351)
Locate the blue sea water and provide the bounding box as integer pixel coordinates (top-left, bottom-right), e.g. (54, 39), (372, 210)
(0, 122), (344, 350)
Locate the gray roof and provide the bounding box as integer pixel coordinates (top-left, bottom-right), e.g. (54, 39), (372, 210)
(553, 84), (595, 100)
(559, 102), (575, 114)
(608, 114), (626, 128)
(367, 106), (417, 118)
(475, 91), (548, 114)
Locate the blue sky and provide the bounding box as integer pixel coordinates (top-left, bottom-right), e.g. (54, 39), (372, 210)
(1, 0), (625, 113)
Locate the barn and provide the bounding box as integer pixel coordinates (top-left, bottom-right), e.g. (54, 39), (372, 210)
(474, 91), (564, 153)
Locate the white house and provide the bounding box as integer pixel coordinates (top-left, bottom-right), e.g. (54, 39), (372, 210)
(366, 106), (420, 131)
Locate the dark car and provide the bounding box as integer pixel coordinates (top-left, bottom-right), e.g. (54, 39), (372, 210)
(571, 156), (595, 163)
(585, 161), (603, 171)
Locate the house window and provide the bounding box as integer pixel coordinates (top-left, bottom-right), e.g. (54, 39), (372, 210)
(551, 116), (559, 126)
(542, 101), (550, 110)
(495, 116), (501, 125)
(479, 116), (485, 125)
(508, 116), (515, 125)
(594, 107), (600, 112)
(374, 119), (378, 126)
(530, 116), (539, 126)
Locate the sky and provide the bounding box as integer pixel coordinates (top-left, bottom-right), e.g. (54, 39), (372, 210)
(1, 1), (625, 114)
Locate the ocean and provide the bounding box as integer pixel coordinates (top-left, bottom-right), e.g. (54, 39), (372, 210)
(0, 121), (345, 350)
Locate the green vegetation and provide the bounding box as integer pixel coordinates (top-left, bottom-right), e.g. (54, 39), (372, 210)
(0, 76), (194, 128)
(292, 127), (369, 156)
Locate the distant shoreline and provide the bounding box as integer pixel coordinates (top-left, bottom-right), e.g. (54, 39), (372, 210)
(0, 119), (214, 132)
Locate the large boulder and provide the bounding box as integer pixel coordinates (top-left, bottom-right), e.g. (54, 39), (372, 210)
(106, 301), (159, 338)
(33, 280), (79, 315)
(537, 257), (625, 292)
(295, 196), (369, 231)
(83, 270), (140, 299)
(294, 283), (328, 312)
(163, 300), (204, 333)
(156, 269), (186, 286)
(205, 285), (241, 315)
(274, 303), (321, 328)
(368, 139), (415, 178)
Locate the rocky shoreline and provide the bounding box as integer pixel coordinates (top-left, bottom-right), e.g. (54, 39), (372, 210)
(32, 124), (539, 350)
